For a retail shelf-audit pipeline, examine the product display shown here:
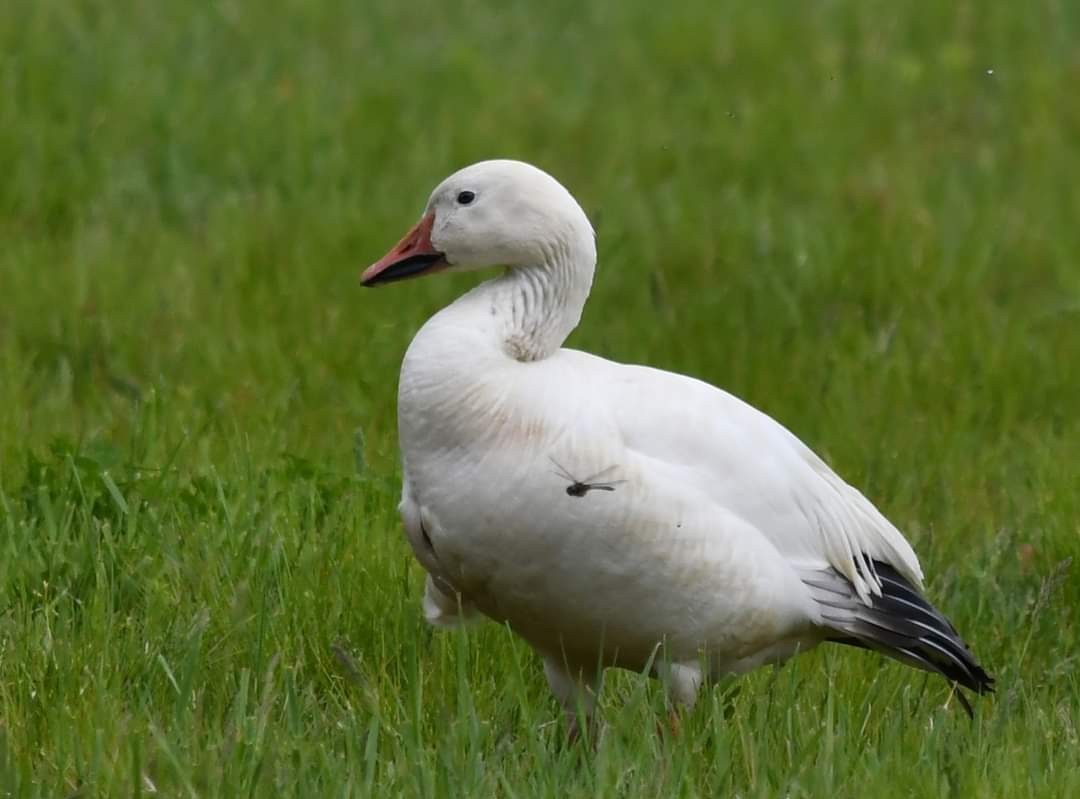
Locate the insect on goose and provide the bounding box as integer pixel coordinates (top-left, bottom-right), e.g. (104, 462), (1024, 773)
(549, 457), (626, 497)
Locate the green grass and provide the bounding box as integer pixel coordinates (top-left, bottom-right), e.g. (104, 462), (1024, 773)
(2, 0), (1079, 795)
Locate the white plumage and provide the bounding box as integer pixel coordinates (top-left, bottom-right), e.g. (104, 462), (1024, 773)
(362, 160), (991, 731)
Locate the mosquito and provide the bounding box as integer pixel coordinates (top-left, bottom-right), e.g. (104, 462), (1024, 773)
(548, 456), (626, 497)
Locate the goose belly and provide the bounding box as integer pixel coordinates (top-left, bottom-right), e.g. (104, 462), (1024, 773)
(406, 457), (813, 669)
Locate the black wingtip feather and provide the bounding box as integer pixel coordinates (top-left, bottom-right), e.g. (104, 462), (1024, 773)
(823, 560), (994, 708)
(873, 562), (993, 694)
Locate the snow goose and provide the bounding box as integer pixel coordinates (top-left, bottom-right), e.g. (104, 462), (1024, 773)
(362, 159), (993, 733)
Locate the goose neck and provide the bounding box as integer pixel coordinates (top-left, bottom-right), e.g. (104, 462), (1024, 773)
(492, 231), (596, 362)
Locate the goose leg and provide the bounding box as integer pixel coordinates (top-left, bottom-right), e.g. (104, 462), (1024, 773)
(543, 656), (602, 744)
(654, 661), (704, 737)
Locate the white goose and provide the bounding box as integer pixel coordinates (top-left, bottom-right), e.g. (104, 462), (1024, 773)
(362, 160), (992, 733)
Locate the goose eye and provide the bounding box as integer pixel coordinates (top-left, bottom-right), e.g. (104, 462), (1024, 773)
(456, 190), (476, 205)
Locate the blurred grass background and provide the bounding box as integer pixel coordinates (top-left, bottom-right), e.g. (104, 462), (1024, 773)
(1, 0), (1078, 795)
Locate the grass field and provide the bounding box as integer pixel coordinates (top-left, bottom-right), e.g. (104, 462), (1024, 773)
(2, 0), (1079, 795)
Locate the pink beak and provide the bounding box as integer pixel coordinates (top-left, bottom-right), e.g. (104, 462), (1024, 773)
(361, 212), (447, 286)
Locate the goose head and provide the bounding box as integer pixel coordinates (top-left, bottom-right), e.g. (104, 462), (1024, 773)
(362, 160), (594, 286)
